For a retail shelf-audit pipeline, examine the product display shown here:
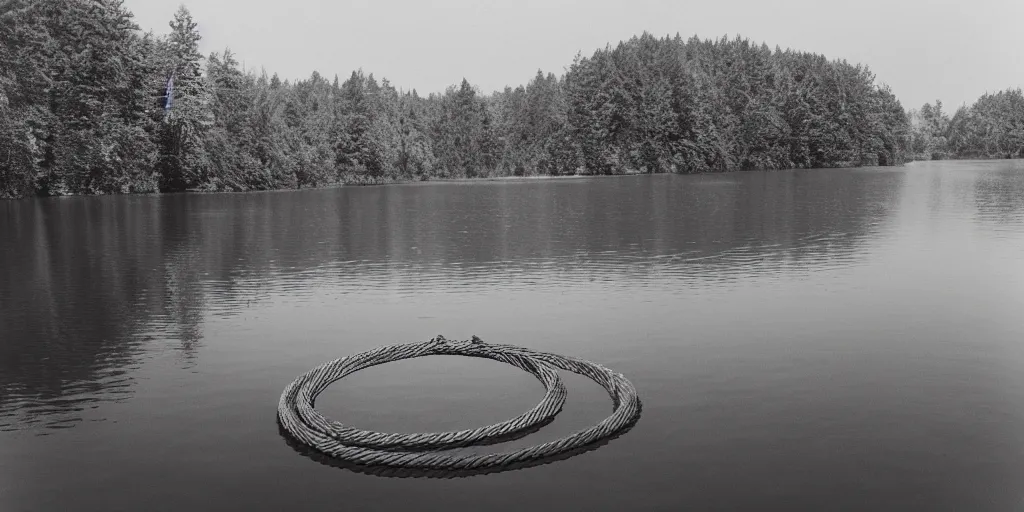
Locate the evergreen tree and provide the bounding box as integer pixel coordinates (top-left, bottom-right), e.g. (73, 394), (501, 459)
(156, 5), (212, 191)
(432, 79), (492, 178)
(0, 0), (160, 196)
(0, 0), (50, 197)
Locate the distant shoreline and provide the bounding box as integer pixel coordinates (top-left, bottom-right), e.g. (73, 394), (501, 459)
(0, 166), (897, 199)
(13, 159), (1024, 200)
(175, 172), (644, 194)
(359, 172), (646, 186)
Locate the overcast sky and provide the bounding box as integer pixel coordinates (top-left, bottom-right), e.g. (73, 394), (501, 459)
(122, 0), (1024, 111)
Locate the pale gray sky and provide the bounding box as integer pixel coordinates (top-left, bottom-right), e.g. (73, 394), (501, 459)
(123, 0), (1024, 111)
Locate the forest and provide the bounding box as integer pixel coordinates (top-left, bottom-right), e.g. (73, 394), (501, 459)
(0, 0), (1020, 199)
(906, 92), (1024, 161)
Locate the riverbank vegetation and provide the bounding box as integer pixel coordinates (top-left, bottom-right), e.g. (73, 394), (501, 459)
(907, 90), (1024, 161)
(0, 0), (1010, 199)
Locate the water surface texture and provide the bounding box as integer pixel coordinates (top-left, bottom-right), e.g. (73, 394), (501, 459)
(2, 161), (1024, 511)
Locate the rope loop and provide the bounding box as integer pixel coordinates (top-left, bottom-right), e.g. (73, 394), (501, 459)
(278, 336), (641, 472)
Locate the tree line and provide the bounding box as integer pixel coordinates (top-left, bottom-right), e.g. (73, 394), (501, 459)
(907, 90), (1024, 161)
(0, 0), (1010, 199)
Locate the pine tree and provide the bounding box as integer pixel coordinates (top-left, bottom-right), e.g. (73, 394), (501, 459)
(0, 0), (162, 195)
(156, 5), (213, 191)
(0, 0), (51, 197)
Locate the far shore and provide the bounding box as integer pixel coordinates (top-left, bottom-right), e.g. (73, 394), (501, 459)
(384, 172), (646, 186)
(14, 159), (1024, 200)
(177, 172), (644, 194)
(171, 158), (1024, 195)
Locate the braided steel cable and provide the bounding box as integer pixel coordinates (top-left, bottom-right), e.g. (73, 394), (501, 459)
(278, 335), (641, 471)
(288, 336), (567, 450)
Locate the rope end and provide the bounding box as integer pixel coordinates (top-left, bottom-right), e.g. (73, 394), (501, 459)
(470, 335), (484, 344)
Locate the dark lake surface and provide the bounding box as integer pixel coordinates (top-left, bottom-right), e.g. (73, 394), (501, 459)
(2, 161), (1024, 511)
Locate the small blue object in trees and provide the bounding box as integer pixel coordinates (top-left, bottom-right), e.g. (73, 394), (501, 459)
(164, 75), (174, 111)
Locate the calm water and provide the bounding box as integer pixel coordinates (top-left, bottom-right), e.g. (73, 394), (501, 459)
(2, 161), (1024, 511)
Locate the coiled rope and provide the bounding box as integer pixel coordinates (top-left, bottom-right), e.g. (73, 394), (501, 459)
(277, 335), (641, 471)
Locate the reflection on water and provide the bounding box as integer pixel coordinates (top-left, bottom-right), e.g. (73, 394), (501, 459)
(0, 170), (905, 431)
(2, 162), (1024, 511)
(973, 160), (1024, 228)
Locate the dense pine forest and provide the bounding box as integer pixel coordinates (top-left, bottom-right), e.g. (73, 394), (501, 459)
(0, 1), (1020, 199)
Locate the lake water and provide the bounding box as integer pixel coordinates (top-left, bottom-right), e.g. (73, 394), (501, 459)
(2, 161), (1024, 511)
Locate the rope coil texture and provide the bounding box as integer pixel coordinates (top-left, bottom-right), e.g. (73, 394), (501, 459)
(277, 335), (641, 471)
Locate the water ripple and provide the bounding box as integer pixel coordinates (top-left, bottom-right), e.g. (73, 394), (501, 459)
(1, 165), (1021, 435)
